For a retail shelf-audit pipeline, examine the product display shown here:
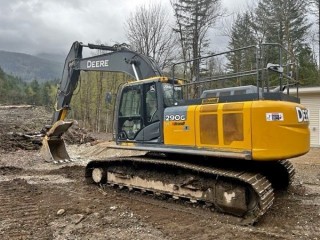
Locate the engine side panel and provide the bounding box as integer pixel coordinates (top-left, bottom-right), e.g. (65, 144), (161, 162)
(195, 102), (252, 151)
(163, 100), (310, 161)
(164, 102), (252, 154)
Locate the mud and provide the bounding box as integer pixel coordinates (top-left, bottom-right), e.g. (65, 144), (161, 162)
(0, 105), (94, 153)
(0, 106), (320, 239)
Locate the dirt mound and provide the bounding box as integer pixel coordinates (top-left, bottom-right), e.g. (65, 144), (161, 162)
(0, 132), (43, 151)
(63, 123), (95, 145)
(0, 105), (95, 153)
(0, 105), (50, 152)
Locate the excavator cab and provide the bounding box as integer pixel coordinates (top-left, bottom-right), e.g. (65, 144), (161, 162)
(116, 78), (183, 144)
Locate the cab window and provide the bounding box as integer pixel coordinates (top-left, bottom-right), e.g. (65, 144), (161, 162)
(162, 83), (183, 107)
(145, 84), (158, 123)
(120, 87), (141, 117)
(118, 86), (142, 140)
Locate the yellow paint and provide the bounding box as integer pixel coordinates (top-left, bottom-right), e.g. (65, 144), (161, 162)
(126, 77), (169, 85)
(60, 109), (68, 120)
(163, 100), (310, 161)
(163, 106), (196, 146)
(194, 102), (252, 151)
(119, 142), (136, 147)
(251, 101), (309, 160)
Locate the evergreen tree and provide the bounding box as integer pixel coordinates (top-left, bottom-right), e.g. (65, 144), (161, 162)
(0, 66), (58, 105)
(255, 0), (310, 54)
(171, 0), (221, 80)
(0, 67), (5, 102)
(226, 0), (319, 86)
(29, 79), (41, 105)
(297, 44), (319, 86)
(0, 67), (27, 104)
(0, 66), (4, 79)
(41, 81), (53, 106)
(227, 12), (257, 85)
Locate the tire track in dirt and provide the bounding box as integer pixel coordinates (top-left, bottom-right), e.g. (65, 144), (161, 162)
(0, 179), (49, 239)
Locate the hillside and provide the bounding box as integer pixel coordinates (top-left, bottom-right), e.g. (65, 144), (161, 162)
(0, 50), (64, 83)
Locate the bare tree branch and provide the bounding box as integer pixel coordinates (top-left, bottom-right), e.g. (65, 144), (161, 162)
(125, 3), (177, 71)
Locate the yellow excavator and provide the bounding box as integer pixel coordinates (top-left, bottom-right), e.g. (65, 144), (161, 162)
(41, 41), (309, 224)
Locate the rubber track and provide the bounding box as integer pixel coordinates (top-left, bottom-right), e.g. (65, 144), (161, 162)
(86, 156), (274, 224)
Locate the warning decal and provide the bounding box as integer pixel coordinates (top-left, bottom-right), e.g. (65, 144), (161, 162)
(266, 113), (284, 121)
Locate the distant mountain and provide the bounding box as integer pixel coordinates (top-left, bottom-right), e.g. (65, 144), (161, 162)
(0, 50), (64, 83)
(35, 52), (66, 64)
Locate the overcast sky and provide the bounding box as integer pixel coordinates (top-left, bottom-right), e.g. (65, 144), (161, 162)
(0, 0), (250, 56)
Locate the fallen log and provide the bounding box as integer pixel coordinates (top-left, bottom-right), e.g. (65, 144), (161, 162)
(0, 105), (34, 110)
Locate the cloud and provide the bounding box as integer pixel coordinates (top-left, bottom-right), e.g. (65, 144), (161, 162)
(0, 0), (143, 54)
(0, 0), (248, 55)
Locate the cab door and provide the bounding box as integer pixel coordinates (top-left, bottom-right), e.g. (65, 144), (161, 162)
(116, 82), (162, 143)
(117, 84), (143, 141)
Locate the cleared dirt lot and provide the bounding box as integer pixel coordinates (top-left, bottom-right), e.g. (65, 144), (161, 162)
(0, 106), (319, 239)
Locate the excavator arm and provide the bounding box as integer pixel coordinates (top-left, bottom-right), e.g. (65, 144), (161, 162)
(54, 41), (162, 122)
(42, 41), (163, 162)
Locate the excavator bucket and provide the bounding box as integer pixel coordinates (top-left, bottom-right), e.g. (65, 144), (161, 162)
(40, 120), (74, 163)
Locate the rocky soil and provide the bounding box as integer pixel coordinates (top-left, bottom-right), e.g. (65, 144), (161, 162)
(0, 105), (94, 153)
(0, 105), (319, 240)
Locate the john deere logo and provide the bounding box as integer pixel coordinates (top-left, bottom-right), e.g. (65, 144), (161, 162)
(296, 107), (309, 122)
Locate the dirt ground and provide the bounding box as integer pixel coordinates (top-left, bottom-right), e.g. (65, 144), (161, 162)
(0, 106), (319, 240)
